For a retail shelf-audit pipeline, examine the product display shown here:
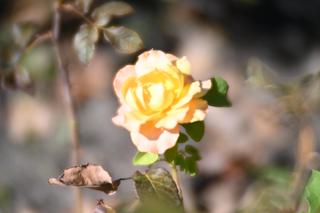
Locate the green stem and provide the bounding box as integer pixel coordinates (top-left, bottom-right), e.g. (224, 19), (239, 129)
(171, 165), (182, 196)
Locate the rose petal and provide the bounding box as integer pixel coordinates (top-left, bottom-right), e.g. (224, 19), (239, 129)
(113, 65), (136, 101)
(176, 56), (191, 75)
(155, 107), (189, 129)
(181, 99), (208, 123)
(173, 81), (202, 109)
(130, 123), (179, 154)
(135, 50), (173, 76)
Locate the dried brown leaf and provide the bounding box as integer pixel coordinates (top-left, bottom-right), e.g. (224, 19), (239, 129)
(48, 163), (120, 195)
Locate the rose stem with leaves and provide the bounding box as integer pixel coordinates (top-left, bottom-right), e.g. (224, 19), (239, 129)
(52, 1), (83, 212)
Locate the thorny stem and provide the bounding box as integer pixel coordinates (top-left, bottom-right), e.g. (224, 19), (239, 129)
(52, 1), (82, 212)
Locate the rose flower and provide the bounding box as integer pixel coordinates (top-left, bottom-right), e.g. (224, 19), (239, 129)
(112, 50), (208, 154)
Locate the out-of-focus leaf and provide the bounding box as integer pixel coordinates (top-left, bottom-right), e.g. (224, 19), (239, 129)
(103, 26), (143, 54)
(203, 77), (231, 107)
(92, 1), (133, 26)
(76, 0), (93, 13)
(94, 199), (116, 213)
(132, 198), (184, 213)
(48, 163), (121, 195)
(12, 22), (37, 48)
(1, 67), (34, 94)
(182, 121), (205, 142)
(73, 24), (99, 63)
(305, 170), (320, 213)
(133, 152), (159, 166)
(133, 168), (183, 208)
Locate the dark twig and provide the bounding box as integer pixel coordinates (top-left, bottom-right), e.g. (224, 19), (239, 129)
(52, 1), (82, 212)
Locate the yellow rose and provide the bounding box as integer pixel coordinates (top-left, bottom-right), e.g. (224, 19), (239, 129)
(112, 50), (208, 154)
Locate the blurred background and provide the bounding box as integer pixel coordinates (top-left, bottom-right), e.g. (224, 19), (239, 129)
(1, 0), (320, 212)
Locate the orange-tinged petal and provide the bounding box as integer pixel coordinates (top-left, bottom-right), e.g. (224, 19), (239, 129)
(155, 107), (189, 129)
(173, 81), (202, 108)
(181, 99), (208, 123)
(130, 123), (179, 154)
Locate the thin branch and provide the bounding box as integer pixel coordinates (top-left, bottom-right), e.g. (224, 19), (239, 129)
(24, 31), (52, 52)
(52, 1), (82, 212)
(52, 1), (80, 170)
(60, 3), (95, 26)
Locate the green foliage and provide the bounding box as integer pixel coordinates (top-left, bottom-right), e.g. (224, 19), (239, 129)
(132, 152), (159, 166)
(92, 1), (133, 27)
(182, 121), (205, 142)
(164, 144), (200, 176)
(103, 26), (143, 54)
(177, 132), (188, 144)
(132, 168), (183, 208)
(0, 23), (38, 94)
(73, 24), (99, 63)
(72, 1), (143, 63)
(185, 145), (201, 161)
(238, 166), (292, 213)
(203, 76), (231, 107)
(11, 22), (37, 48)
(305, 170), (320, 213)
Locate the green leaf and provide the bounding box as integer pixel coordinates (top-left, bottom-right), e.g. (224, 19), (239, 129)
(92, 1), (133, 26)
(73, 24), (99, 63)
(133, 152), (159, 166)
(174, 154), (185, 168)
(182, 121), (205, 142)
(103, 26), (143, 54)
(177, 132), (188, 144)
(184, 157), (197, 176)
(305, 170), (320, 213)
(76, 0), (93, 13)
(164, 145), (178, 164)
(203, 77), (231, 107)
(132, 168), (183, 208)
(185, 145), (201, 160)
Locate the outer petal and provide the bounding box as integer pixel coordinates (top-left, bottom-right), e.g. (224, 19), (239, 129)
(135, 50), (173, 76)
(176, 56), (191, 75)
(130, 123), (179, 154)
(173, 81), (202, 109)
(113, 65), (136, 102)
(180, 99), (208, 123)
(155, 107), (189, 129)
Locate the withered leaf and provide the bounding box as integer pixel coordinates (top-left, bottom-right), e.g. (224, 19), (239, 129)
(48, 163), (121, 195)
(133, 168), (183, 208)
